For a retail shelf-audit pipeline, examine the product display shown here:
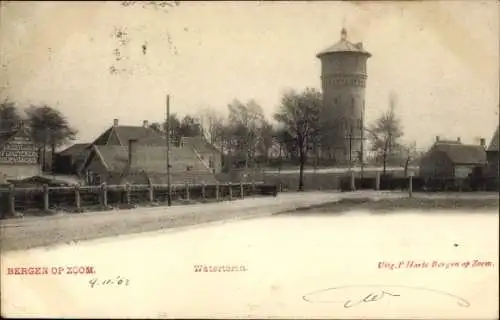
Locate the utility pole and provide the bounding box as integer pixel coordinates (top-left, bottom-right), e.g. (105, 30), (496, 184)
(348, 125), (353, 171)
(166, 94), (172, 206)
(360, 101), (365, 179)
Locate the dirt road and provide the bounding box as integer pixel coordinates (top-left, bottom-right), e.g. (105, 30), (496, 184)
(2, 191), (497, 252)
(0, 192), (343, 252)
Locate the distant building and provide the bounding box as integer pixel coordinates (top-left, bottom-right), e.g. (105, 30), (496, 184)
(61, 119), (223, 185)
(54, 118), (166, 176)
(80, 139), (218, 186)
(0, 124), (40, 182)
(317, 27), (371, 164)
(419, 136), (487, 179)
(485, 125), (499, 178)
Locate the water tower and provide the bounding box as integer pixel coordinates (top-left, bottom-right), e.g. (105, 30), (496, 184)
(317, 28), (371, 164)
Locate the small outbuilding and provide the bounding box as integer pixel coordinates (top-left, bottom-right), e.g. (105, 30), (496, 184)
(419, 137), (487, 179)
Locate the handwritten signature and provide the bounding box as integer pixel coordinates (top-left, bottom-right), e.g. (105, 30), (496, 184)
(302, 285), (470, 308)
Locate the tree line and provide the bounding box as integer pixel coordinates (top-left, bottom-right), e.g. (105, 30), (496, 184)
(1, 88), (419, 190)
(145, 88), (418, 191)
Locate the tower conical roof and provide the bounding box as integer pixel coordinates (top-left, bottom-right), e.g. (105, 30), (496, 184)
(317, 28), (371, 58)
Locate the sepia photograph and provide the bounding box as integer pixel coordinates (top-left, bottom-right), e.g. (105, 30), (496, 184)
(1, 0), (499, 318)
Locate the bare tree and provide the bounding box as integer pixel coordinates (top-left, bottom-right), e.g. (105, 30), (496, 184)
(401, 140), (417, 177)
(368, 93), (404, 175)
(274, 88), (322, 191)
(199, 108), (226, 146)
(227, 99), (266, 173)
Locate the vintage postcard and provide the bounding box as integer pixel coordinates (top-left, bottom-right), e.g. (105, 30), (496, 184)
(1, 1), (498, 319)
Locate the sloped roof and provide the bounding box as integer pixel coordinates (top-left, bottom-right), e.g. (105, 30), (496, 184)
(58, 143), (91, 156)
(89, 145), (208, 174)
(435, 140), (462, 145)
(86, 144), (217, 185)
(432, 142), (487, 164)
(92, 145), (130, 172)
(114, 126), (166, 146)
(181, 136), (221, 154)
(92, 125), (166, 146)
(317, 28), (371, 58)
(487, 125), (499, 152)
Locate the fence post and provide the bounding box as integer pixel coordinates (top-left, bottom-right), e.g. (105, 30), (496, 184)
(8, 184), (15, 216)
(43, 184), (49, 212)
(201, 183), (206, 200)
(75, 184), (81, 211)
(101, 182), (108, 207)
(148, 181), (154, 203)
(185, 182), (190, 201)
(240, 181), (244, 199)
(252, 179), (256, 197)
(215, 182), (220, 202)
(125, 183), (131, 204)
(409, 175), (413, 198)
(350, 171), (356, 191)
(375, 172), (381, 191)
(228, 182), (233, 200)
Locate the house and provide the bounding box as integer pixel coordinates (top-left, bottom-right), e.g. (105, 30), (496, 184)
(419, 136), (487, 179)
(80, 139), (218, 186)
(53, 143), (91, 175)
(485, 125), (499, 178)
(0, 123), (41, 181)
(55, 119), (166, 177)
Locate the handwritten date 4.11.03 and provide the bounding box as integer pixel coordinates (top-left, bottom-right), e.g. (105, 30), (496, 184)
(89, 276), (130, 288)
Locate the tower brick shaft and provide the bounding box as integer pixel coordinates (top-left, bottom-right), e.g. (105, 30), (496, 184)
(317, 28), (371, 164)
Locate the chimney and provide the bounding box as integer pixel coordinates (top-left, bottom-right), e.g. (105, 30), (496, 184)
(143, 120), (149, 127)
(113, 119), (119, 127)
(128, 139), (138, 168)
(457, 137), (461, 143)
(435, 136), (440, 142)
(480, 138), (486, 147)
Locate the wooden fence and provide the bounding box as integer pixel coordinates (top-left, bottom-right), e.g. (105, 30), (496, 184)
(265, 170), (498, 193)
(0, 181), (278, 218)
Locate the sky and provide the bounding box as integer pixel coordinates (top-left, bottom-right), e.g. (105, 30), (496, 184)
(0, 1), (498, 150)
